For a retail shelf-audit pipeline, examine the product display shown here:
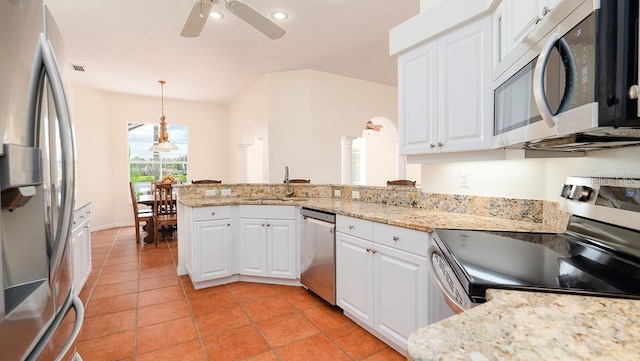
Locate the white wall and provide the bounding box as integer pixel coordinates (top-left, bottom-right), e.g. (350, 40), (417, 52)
(228, 77), (269, 183)
(228, 70), (398, 185)
(268, 70), (398, 184)
(68, 84), (228, 230)
(420, 147), (640, 201)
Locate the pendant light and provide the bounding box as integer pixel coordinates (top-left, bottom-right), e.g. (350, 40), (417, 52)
(149, 80), (178, 152)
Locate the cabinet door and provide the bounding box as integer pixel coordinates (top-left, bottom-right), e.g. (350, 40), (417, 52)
(194, 219), (232, 282)
(182, 206), (194, 277)
(505, 0), (540, 51)
(239, 218), (268, 277)
(373, 244), (428, 349)
(493, 1), (508, 66)
(267, 219), (296, 279)
(78, 220), (91, 290)
(398, 40), (438, 155)
(438, 16), (493, 153)
(336, 232), (374, 327)
(70, 228), (81, 294)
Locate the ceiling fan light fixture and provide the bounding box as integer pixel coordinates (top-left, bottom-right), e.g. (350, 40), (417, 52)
(209, 10), (224, 20)
(271, 11), (288, 21)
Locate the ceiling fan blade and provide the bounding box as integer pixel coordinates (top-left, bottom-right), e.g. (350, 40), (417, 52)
(181, 1), (213, 38)
(226, 0), (286, 40)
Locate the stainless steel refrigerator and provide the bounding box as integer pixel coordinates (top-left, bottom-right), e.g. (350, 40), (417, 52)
(0, 1), (83, 360)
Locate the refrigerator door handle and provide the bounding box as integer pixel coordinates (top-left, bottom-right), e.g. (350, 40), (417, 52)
(31, 34), (76, 286)
(25, 294), (85, 361)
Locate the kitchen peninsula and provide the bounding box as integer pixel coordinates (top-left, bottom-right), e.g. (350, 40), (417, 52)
(173, 182), (592, 356)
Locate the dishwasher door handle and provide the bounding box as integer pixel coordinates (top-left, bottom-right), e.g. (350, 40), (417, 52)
(303, 217), (336, 230)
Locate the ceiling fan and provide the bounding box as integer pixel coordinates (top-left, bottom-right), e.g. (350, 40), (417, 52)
(181, 0), (286, 39)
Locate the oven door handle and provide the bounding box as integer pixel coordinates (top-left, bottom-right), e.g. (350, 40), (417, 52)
(427, 245), (466, 314)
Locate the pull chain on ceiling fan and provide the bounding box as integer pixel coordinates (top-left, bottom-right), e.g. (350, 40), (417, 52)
(181, 0), (286, 39)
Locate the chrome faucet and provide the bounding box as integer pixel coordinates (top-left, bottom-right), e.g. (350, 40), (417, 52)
(284, 165), (294, 197)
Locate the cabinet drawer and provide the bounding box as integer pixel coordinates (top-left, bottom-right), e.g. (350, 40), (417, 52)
(238, 205), (295, 219)
(337, 215), (373, 240)
(193, 206), (231, 221)
(73, 203), (91, 229)
(373, 223), (428, 257)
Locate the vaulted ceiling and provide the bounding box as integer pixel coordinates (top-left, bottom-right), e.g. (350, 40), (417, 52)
(45, 0), (419, 103)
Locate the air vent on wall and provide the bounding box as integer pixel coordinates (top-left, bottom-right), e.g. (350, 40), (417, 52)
(71, 64), (85, 72)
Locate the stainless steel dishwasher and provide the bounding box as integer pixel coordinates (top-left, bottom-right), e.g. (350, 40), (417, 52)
(300, 207), (336, 305)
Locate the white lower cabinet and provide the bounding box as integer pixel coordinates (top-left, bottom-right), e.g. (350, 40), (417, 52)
(336, 216), (428, 354)
(374, 244), (428, 348)
(194, 219), (232, 281)
(183, 205), (233, 283)
(336, 232), (374, 325)
(238, 206), (297, 279)
(71, 202), (92, 295)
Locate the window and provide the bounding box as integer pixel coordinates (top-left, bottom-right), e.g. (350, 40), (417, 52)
(351, 137), (366, 185)
(128, 123), (188, 197)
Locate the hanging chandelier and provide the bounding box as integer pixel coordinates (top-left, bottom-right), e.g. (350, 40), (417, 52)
(149, 80), (178, 152)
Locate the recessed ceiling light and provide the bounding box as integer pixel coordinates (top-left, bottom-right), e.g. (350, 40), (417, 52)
(209, 11), (224, 20)
(271, 11), (288, 21)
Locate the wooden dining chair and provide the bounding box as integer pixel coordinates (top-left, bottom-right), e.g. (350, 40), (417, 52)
(386, 179), (416, 187)
(129, 182), (154, 244)
(191, 179), (222, 184)
(285, 179), (311, 183)
(152, 182), (178, 246)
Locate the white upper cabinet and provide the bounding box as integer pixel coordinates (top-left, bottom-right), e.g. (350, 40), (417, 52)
(496, 0), (562, 65)
(398, 15), (493, 156)
(398, 41), (438, 155)
(437, 16), (493, 152)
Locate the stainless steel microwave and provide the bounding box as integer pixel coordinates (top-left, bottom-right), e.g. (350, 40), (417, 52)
(492, 0), (640, 152)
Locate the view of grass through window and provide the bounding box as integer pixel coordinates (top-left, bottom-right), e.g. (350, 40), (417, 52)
(128, 122), (188, 197)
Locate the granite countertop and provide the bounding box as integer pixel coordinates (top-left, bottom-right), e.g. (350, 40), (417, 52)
(179, 197), (558, 233)
(408, 289), (640, 361)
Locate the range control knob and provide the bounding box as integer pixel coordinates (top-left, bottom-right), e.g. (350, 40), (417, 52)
(560, 184), (573, 199)
(573, 186), (592, 201)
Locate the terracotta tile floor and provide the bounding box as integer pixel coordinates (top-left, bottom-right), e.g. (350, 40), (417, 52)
(77, 227), (406, 361)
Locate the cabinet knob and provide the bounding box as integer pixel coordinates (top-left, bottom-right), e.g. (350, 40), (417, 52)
(392, 236), (399, 241)
(438, 142), (444, 147)
(267, 224), (271, 227)
(366, 248), (371, 253)
(262, 223), (266, 227)
(211, 211), (216, 216)
(534, 15), (542, 24)
(227, 223), (231, 227)
(372, 249), (378, 254)
(348, 224), (354, 229)
(542, 6), (551, 16)
(429, 143), (436, 148)
(629, 85), (639, 99)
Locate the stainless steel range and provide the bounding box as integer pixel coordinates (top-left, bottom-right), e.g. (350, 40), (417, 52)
(429, 177), (640, 314)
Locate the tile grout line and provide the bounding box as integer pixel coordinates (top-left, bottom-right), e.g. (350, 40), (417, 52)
(80, 228), (121, 319)
(131, 234), (144, 361)
(167, 238), (210, 361)
(227, 284), (285, 361)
